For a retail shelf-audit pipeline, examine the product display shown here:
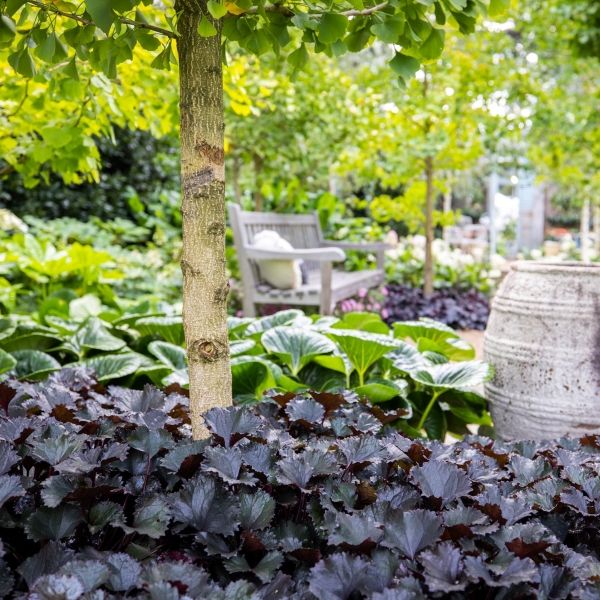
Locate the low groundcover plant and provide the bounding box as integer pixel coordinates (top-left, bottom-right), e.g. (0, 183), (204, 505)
(0, 368), (599, 599)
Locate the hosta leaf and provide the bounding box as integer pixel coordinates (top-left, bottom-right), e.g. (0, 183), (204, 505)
(134, 316), (184, 345)
(26, 505), (83, 541)
(148, 341), (187, 370)
(245, 309), (307, 336)
(12, 349), (60, 380)
(382, 509), (443, 558)
(231, 355), (276, 400)
(417, 336), (475, 361)
(332, 312), (389, 334)
(387, 340), (430, 373)
(312, 352), (353, 378)
(394, 319), (459, 343)
(70, 317), (126, 354)
(0, 349), (16, 376)
(355, 379), (408, 403)
(230, 339), (256, 356)
(78, 353), (143, 382)
(262, 326), (335, 376)
(0, 317), (16, 341)
(411, 361), (493, 390)
(326, 329), (402, 383)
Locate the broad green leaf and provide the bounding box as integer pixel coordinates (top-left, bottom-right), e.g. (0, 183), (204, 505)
(6, 0), (26, 17)
(393, 319), (459, 343)
(230, 339), (256, 356)
(231, 355), (276, 400)
(198, 15), (217, 37)
(411, 361), (493, 390)
(288, 44), (309, 72)
(423, 403), (447, 441)
(245, 309), (306, 336)
(8, 47), (35, 78)
(332, 312), (389, 334)
(78, 353), (144, 382)
(417, 337), (475, 361)
(147, 341), (186, 370)
(312, 352), (353, 378)
(297, 363), (346, 392)
(489, 0), (510, 17)
(355, 379), (409, 403)
(0, 317), (16, 341)
(420, 28), (445, 59)
(0, 349), (16, 376)
(318, 13), (348, 44)
(69, 294), (104, 320)
(70, 318), (126, 354)
(0, 16), (16, 46)
(389, 52), (420, 81)
(327, 329), (402, 385)
(262, 327), (335, 376)
(134, 316), (184, 345)
(227, 316), (253, 338)
(12, 350), (60, 380)
(387, 340), (430, 373)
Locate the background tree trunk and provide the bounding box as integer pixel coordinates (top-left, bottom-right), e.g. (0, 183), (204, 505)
(176, 0), (231, 439)
(424, 156), (435, 296)
(253, 152), (264, 211)
(581, 198), (591, 263)
(232, 154), (242, 204)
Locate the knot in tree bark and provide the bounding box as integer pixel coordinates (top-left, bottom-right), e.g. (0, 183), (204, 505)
(189, 338), (227, 363)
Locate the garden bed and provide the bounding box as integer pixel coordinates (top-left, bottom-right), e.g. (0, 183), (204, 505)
(1, 369), (599, 598)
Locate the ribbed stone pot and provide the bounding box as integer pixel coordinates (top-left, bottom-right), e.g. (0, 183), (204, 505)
(484, 261), (600, 440)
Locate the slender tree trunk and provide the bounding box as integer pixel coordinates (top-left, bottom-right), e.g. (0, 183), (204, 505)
(232, 154), (242, 204)
(581, 199), (591, 263)
(442, 186), (452, 243)
(594, 203), (600, 255)
(176, 0), (231, 439)
(253, 152), (264, 211)
(424, 156), (435, 296)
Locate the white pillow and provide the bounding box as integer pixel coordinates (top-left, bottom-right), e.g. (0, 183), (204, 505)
(251, 230), (303, 289)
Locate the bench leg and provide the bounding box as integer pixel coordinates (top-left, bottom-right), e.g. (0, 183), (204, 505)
(243, 296), (256, 317)
(320, 262), (333, 315)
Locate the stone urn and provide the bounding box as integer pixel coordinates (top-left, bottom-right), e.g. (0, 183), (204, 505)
(484, 261), (600, 440)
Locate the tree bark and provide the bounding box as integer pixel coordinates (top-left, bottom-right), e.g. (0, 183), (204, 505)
(424, 156), (435, 297)
(253, 152), (264, 211)
(176, 0), (231, 439)
(581, 199), (591, 263)
(231, 153), (242, 204)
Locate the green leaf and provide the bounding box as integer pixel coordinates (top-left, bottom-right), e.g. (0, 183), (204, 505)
(12, 350), (60, 380)
(0, 349), (16, 376)
(78, 353), (144, 382)
(312, 352), (353, 378)
(207, 0), (228, 19)
(85, 0), (115, 34)
(6, 0), (27, 17)
(345, 25), (371, 52)
(371, 15), (405, 43)
(150, 44), (173, 70)
(71, 318), (126, 354)
(198, 15), (217, 37)
(416, 337), (475, 361)
(262, 326), (336, 376)
(489, 0), (510, 17)
(230, 339), (256, 356)
(388, 52), (419, 81)
(420, 27), (445, 59)
(355, 379), (409, 403)
(0, 317), (16, 341)
(26, 506), (82, 542)
(423, 403), (447, 440)
(135, 30), (160, 51)
(411, 361), (493, 390)
(393, 319), (459, 343)
(231, 356), (276, 400)
(327, 329), (402, 385)
(245, 309), (306, 336)
(297, 363), (346, 392)
(318, 13), (348, 44)
(147, 341), (186, 370)
(288, 43), (309, 72)
(387, 341), (430, 373)
(133, 316), (184, 345)
(8, 47), (35, 78)
(332, 312), (389, 334)
(69, 294), (103, 321)
(0, 15), (16, 47)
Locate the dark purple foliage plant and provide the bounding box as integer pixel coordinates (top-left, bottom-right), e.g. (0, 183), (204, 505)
(1, 368), (599, 599)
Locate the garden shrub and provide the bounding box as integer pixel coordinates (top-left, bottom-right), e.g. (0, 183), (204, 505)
(1, 369), (600, 598)
(0, 128), (179, 222)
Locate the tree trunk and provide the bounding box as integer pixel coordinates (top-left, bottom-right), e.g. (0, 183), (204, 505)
(176, 0), (231, 439)
(594, 203), (600, 255)
(253, 152), (264, 211)
(442, 187), (452, 243)
(581, 199), (591, 263)
(232, 154), (242, 204)
(424, 156), (435, 297)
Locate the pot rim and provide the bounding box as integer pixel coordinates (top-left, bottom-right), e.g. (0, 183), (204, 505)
(512, 260), (600, 275)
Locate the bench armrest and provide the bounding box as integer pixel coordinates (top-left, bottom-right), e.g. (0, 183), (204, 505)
(321, 240), (391, 252)
(245, 246), (346, 262)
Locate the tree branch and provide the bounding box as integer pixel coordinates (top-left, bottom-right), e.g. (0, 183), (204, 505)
(342, 1), (389, 16)
(25, 0), (176, 38)
(245, 1), (389, 18)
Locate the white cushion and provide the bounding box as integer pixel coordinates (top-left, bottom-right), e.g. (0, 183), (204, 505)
(251, 230), (302, 289)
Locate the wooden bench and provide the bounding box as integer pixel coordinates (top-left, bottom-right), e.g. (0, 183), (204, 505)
(228, 203), (389, 316)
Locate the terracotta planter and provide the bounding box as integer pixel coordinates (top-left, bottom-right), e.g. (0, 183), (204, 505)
(484, 261), (600, 440)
